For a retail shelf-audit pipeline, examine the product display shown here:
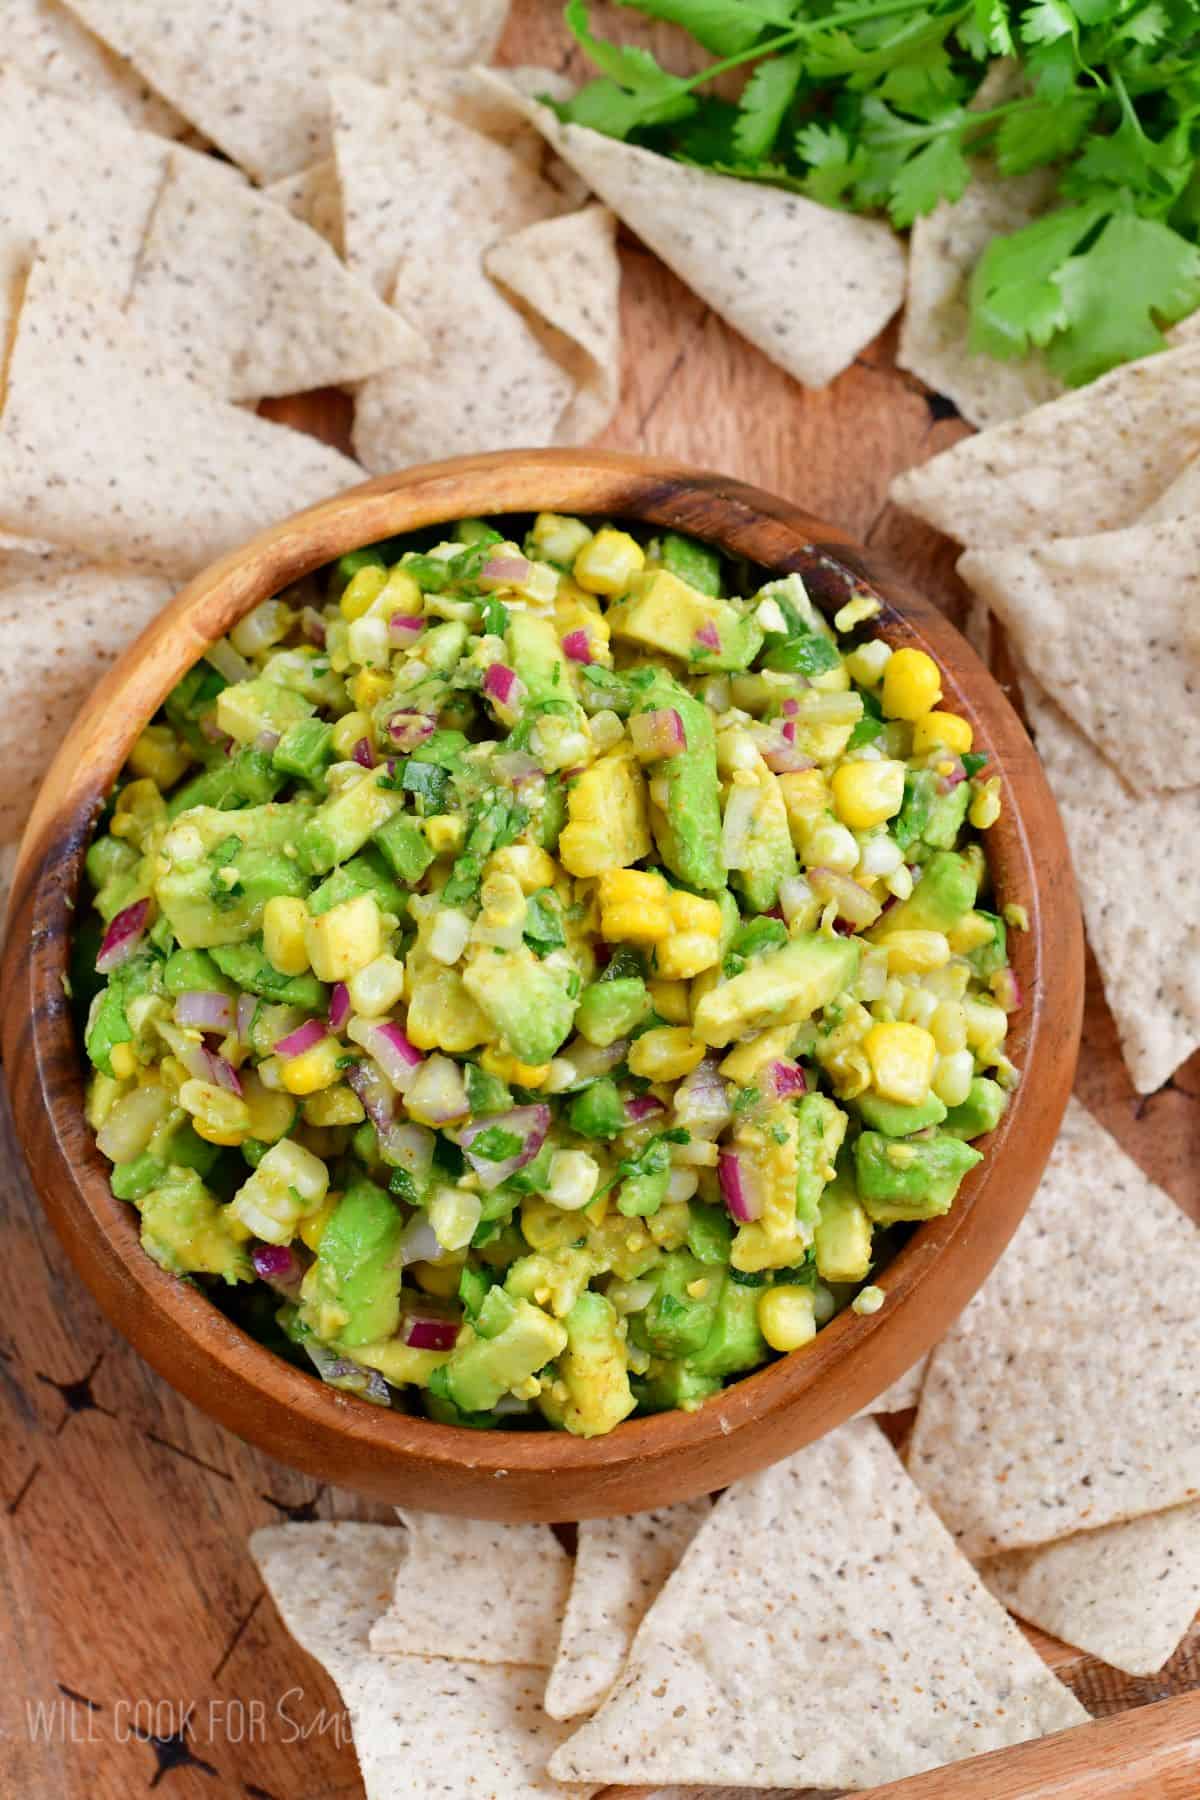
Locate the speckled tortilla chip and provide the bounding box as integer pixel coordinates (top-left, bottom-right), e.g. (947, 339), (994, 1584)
(1139, 452), (1200, 521)
(251, 1523), (596, 1800)
(265, 161), (344, 255)
(909, 1099), (1200, 1555)
(1021, 682), (1199, 1090)
(0, 258), (363, 575)
(62, 0), (513, 180)
(549, 1421), (1084, 1790)
(0, 540), (173, 842)
(544, 1499), (710, 1721)
(852, 1353), (929, 1418)
(5, 0), (184, 133)
(890, 335), (1200, 545)
(368, 1512), (570, 1667)
(125, 145), (419, 401)
(474, 69), (905, 390)
(958, 517), (1200, 792)
(979, 1501), (1200, 1678)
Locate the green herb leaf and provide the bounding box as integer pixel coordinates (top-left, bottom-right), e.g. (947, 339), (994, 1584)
(468, 1126), (524, 1162)
(732, 47), (805, 162)
(1047, 213), (1200, 384)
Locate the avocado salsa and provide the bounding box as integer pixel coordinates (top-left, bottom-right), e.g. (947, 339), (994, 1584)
(76, 513), (1019, 1436)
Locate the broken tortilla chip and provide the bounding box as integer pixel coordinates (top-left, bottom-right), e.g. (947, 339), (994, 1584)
(549, 1420), (1084, 1790)
(979, 1500), (1200, 1678)
(958, 516), (1200, 792)
(544, 1499), (710, 1722)
(62, 0), (513, 181)
(909, 1099), (1200, 1555)
(368, 1512), (570, 1668)
(474, 69), (905, 391)
(6, 0), (184, 134)
(0, 258), (362, 575)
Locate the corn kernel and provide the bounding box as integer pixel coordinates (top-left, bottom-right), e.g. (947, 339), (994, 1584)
(719, 1025), (797, 1083)
(531, 511), (594, 565)
(480, 1046), (551, 1088)
(913, 710), (973, 755)
(801, 819), (860, 873)
(969, 778), (1002, 830)
(628, 1026), (705, 1082)
(666, 890), (722, 936)
(778, 772), (832, 841)
(881, 647), (942, 721)
(178, 1079), (251, 1139)
(348, 667), (392, 710)
(424, 813), (466, 854)
(929, 1000), (968, 1055)
(844, 639), (892, 688)
(330, 710), (372, 759)
(304, 893), (382, 982)
(932, 1048), (975, 1107)
(863, 1020), (937, 1105)
(874, 929), (951, 974)
(279, 1036), (343, 1096)
(831, 759), (906, 830)
(192, 1119), (245, 1147)
(485, 843), (558, 893)
(573, 528), (645, 597)
(655, 932), (720, 980)
(964, 996), (1008, 1053)
(109, 1042), (138, 1081)
(648, 978), (690, 1024)
(298, 1195), (338, 1251)
(346, 953), (406, 1017)
(376, 567), (423, 619)
(479, 872), (526, 930)
(128, 723), (190, 790)
(339, 564), (388, 620)
(758, 1285), (817, 1353)
(231, 1139), (329, 1244)
(263, 895), (311, 977)
(410, 1258), (464, 1298)
(303, 1083), (365, 1127)
(241, 1070), (296, 1142)
(598, 867), (672, 943)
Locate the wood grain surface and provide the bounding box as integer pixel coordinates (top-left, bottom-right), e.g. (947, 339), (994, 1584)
(0, 2), (1196, 1795)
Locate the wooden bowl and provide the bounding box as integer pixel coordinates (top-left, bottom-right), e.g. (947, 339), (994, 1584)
(0, 450), (1083, 1519)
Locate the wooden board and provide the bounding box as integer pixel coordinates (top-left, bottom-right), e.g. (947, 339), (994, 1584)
(1, 2), (1196, 1794)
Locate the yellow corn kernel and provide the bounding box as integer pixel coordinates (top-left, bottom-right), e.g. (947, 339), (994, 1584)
(758, 1285), (817, 1353)
(158, 1055), (188, 1094)
(109, 1042), (138, 1081)
(486, 843), (558, 893)
(241, 1071), (296, 1143)
(964, 995), (1008, 1053)
(479, 871), (526, 929)
(627, 1026), (705, 1082)
(410, 1259), (463, 1298)
(262, 895), (311, 977)
(719, 1025), (797, 1084)
(778, 769), (830, 846)
(304, 893), (382, 982)
(178, 1079), (251, 1140)
(969, 778), (1002, 830)
(348, 667), (392, 711)
(480, 1046), (551, 1088)
(279, 1036), (342, 1096)
(573, 527), (645, 597)
(424, 813), (466, 855)
(929, 1000), (968, 1056)
(863, 1020), (937, 1106)
(111, 777), (166, 844)
(655, 931), (720, 980)
(648, 978), (690, 1024)
(339, 564), (388, 620)
(532, 512), (594, 565)
(667, 890), (723, 936)
(881, 647), (942, 721)
(303, 1083), (365, 1128)
(225, 1214), (254, 1242)
(192, 1120), (244, 1147)
(912, 710), (973, 755)
(346, 953), (406, 1018)
(830, 759), (906, 830)
(874, 929), (951, 974)
(376, 567), (423, 619)
(947, 910), (997, 955)
(128, 723), (190, 790)
(330, 710), (372, 759)
(298, 1194), (338, 1251)
(597, 867), (672, 943)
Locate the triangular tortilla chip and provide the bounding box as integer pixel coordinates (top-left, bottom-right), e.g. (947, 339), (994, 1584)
(890, 336), (1200, 546)
(62, 0), (512, 181)
(368, 1511), (570, 1667)
(265, 161), (343, 255)
(0, 540), (173, 842)
(979, 1500), (1200, 1678)
(549, 1420), (1084, 1790)
(473, 69), (905, 390)
(1140, 451), (1200, 521)
(1022, 680), (1199, 1090)
(958, 516), (1200, 792)
(909, 1099), (1200, 1556)
(544, 1499), (710, 1721)
(251, 1523), (596, 1800)
(125, 145), (419, 400)
(6, 0), (184, 134)
(0, 258), (362, 575)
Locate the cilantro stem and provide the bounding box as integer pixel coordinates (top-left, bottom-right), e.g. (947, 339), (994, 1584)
(671, 0), (970, 97)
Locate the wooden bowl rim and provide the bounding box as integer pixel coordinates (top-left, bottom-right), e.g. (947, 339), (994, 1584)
(1, 449), (1083, 1513)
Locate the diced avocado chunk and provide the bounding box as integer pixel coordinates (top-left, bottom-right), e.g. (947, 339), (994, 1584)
(871, 850), (978, 938)
(301, 1180), (404, 1349)
(630, 674), (724, 890)
(854, 1091), (948, 1137)
(795, 1092), (849, 1225)
(308, 847), (407, 919)
(464, 1063), (513, 1118)
(430, 1286), (566, 1414)
(111, 1151), (166, 1201)
(609, 570), (761, 671)
(84, 953), (163, 1076)
(461, 948), (576, 1066)
(209, 940), (328, 1011)
(166, 747), (284, 818)
(658, 530), (722, 597)
(506, 611), (572, 704)
(272, 717), (334, 784)
(966, 912), (1008, 980)
(163, 947), (234, 997)
(686, 1200), (733, 1266)
(216, 676), (315, 747)
(575, 977), (652, 1047)
(373, 812), (435, 884)
(568, 1078), (627, 1140)
(814, 1176), (874, 1283)
(297, 768), (404, 875)
(137, 1167), (251, 1283)
(157, 803), (310, 947)
(943, 1076), (1008, 1140)
(688, 1277), (768, 1380)
(557, 1291), (636, 1437)
(727, 765), (797, 914)
(629, 1252), (724, 1358)
(633, 1359), (721, 1414)
(693, 933), (859, 1048)
(923, 778), (971, 849)
(892, 768), (937, 852)
(855, 1130), (983, 1224)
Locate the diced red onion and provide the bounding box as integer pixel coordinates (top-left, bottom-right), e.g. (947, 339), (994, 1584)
(764, 1060), (807, 1102)
(236, 993), (258, 1043)
(300, 605), (327, 646)
(347, 1057), (396, 1131)
(202, 1047), (243, 1096)
(174, 991), (235, 1034)
(561, 629), (593, 664)
(762, 738), (815, 775)
(388, 613), (425, 645)
(398, 1214), (442, 1267)
(938, 757), (967, 793)
(459, 1104), (550, 1191)
(403, 1316), (459, 1352)
(624, 1094), (666, 1124)
(95, 899), (149, 975)
(694, 621), (721, 652)
(808, 867), (882, 929)
(274, 1018), (327, 1060)
(205, 639), (253, 684)
(347, 1017), (423, 1094)
(352, 736), (376, 769)
(674, 1059), (732, 1136)
(328, 982), (351, 1033)
(404, 1053), (470, 1124)
(781, 698), (800, 717)
(252, 1242), (305, 1298)
(630, 708), (687, 762)
(480, 554), (530, 590)
(719, 1150), (762, 1223)
(482, 662), (525, 712)
(386, 710), (435, 751)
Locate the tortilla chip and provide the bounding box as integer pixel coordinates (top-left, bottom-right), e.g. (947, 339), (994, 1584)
(549, 1420), (1084, 1790)
(62, 0), (512, 181)
(265, 161), (344, 256)
(853, 1353), (930, 1418)
(484, 202), (622, 444)
(474, 70), (905, 390)
(368, 1511), (570, 1667)
(958, 517), (1200, 792)
(890, 335), (1200, 546)
(0, 540), (173, 842)
(544, 1499), (710, 1722)
(909, 1098), (1200, 1558)
(1139, 451), (1200, 521)
(979, 1501), (1200, 1678)
(125, 145), (419, 401)
(6, 0), (184, 134)
(0, 258), (362, 575)
(251, 1523), (596, 1800)
(1022, 681), (1199, 1090)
